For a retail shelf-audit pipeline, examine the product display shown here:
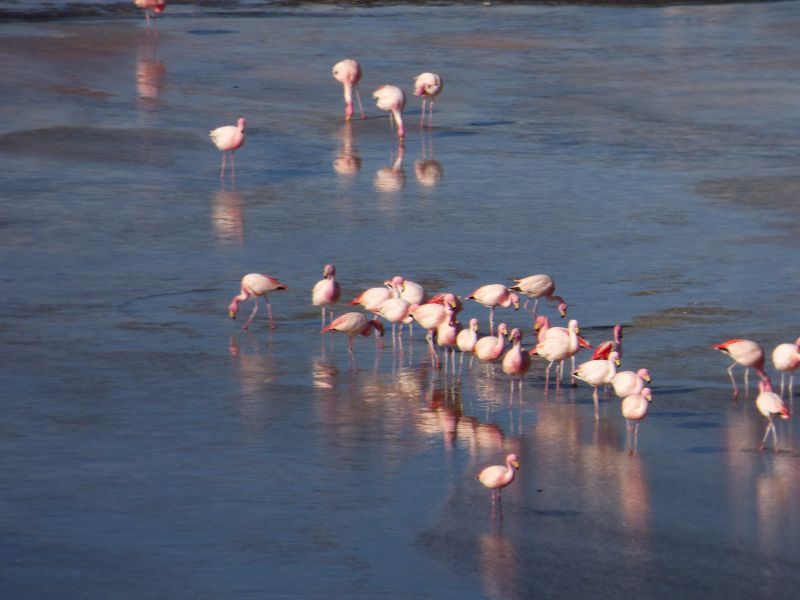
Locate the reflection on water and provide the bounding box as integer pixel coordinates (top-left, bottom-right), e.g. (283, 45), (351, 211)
(415, 131), (443, 190)
(478, 528), (520, 600)
(136, 34), (166, 121)
(332, 122), (361, 178)
(211, 187), (245, 245)
(374, 143), (405, 194)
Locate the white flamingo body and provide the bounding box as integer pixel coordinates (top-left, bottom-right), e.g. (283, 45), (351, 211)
(712, 339), (767, 396)
(612, 368), (651, 399)
(467, 284), (519, 335)
(511, 273), (567, 318)
(474, 323), (508, 364)
(321, 311), (384, 353)
(532, 319), (581, 389)
(350, 287), (393, 312)
(755, 380), (790, 452)
(574, 351), (620, 418)
(621, 388), (652, 454)
(772, 338), (800, 396)
(332, 59), (364, 120)
(311, 264), (341, 327)
(209, 117), (246, 179)
(477, 453), (520, 519)
(413, 72), (443, 126)
(228, 272), (287, 330)
(373, 85), (406, 141)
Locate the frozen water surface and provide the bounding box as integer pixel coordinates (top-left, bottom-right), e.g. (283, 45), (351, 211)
(1, 1), (799, 598)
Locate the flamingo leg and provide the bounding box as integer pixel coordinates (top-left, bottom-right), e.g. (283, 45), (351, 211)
(489, 308), (495, 336)
(633, 422), (640, 455)
(593, 386), (599, 420)
(626, 420), (633, 454)
(428, 99), (435, 127)
(544, 361), (554, 392)
(727, 362), (739, 396)
(790, 374), (795, 398)
(743, 367), (750, 394)
(265, 297), (275, 329)
(242, 299), (259, 330)
(230, 150), (236, 179)
(771, 420), (779, 453)
(220, 151), (227, 179)
(354, 88), (364, 119)
(419, 99), (426, 126)
(320, 307), (326, 329)
(759, 418), (773, 451)
(780, 373), (786, 397)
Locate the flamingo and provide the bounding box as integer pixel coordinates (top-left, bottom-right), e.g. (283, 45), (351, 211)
(755, 379), (790, 452)
(711, 339), (768, 397)
(410, 294), (458, 367)
(413, 72), (443, 127)
(311, 264), (341, 328)
(372, 296), (412, 346)
(621, 387), (653, 455)
(530, 319), (582, 391)
(373, 85), (406, 141)
(533, 315), (592, 381)
(435, 315), (460, 372)
(503, 328), (531, 399)
(474, 323), (509, 365)
(134, 0), (165, 25)
(349, 286), (393, 312)
(612, 368), (652, 399)
(510, 274), (568, 320)
(332, 59), (364, 121)
(209, 117), (245, 179)
(592, 324), (623, 360)
(322, 311), (384, 355)
(772, 337), (800, 397)
(385, 275), (427, 306)
(466, 284), (520, 335)
(456, 318), (480, 370)
(229, 273), (287, 330)
(574, 351), (621, 419)
(477, 453), (520, 519)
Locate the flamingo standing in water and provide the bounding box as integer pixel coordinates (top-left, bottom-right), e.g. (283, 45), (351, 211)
(332, 59), (364, 121)
(456, 318), (480, 370)
(530, 319), (582, 391)
(372, 296), (412, 348)
(322, 312), (384, 355)
(477, 453), (520, 520)
(229, 273), (287, 330)
(772, 337), (800, 397)
(373, 85), (406, 142)
(467, 284), (520, 335)
(711, 339), (768, 397)
(621, 388), (653, 455)
(311, 264), (341, 328)
(474, 323), (509, 366)
(410, 294), (458, 367)
(503, 328), (531, 400)
(349, 286), (393, 312)
(134, 0), (165, 26)
(574, 351), (620, 419)
(755, 379), (790, 452)
(510, 274), (568, 320)
(413, 72), (443, 127)
(209, 117), (245, 179)
(533, 315), (592, 382)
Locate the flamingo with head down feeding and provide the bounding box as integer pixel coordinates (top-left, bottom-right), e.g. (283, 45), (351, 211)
(711, 339), (768, 397)
(755, 379), (790, 452)
(413, 72), (443, 127)
(321, 311), (384, 354)
(229, 273), (287, 330)
(332, 59), (364, 121)
(373, 85), (406, 142)
(510, 274), (568, 320)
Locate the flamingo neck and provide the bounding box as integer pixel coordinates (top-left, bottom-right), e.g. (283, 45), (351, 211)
(393, 109), (405, 140)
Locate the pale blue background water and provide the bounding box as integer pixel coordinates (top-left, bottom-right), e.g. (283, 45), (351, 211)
(1, 1), (799, 598)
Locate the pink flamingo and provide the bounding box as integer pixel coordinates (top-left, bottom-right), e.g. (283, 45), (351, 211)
(503, 328), (531, 399)
(772, 337), (800, 397)
(229, 273), (287, 330)
(592, 324), (623, 360)
(574, 351), (620, 419)
(134, 0), (165, 26)
(385, 275), (427, 306)
(711, 339), (768, 397)
(332, 59), (364, 121)
(413, 72), (443, 127)
(349, 286), (393, 312)
(612, 368), (652, 399)
(477, 453), (520, 519)
(456, 318), (480, 370)
(311, 264), (341, 328)
(373, 85), (406, 141)
(209, 117), (245, 179)
(474, 323), (509, 365)
(755, 379), (790, 452)
(322, 311), (384, 355)
(372, 296), (412, 347)
(510, 274), (568, 319)
(410, 294), (458, 367)
(435, 315), (460, 372)
(530, 319), (583, 390)
(621, 387), (653, 455)
(466, 284), (520, 335)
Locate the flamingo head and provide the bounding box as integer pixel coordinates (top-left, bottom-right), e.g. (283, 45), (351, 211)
(228, 298), (239, 319)
(497, 323), (509, 337)
(637, 368), (652, 383)
(323, 264), (336, 278)
(237, 117), (246, 130)
(608, 351), (621, 367)
(558, 302), (568, 318)
(365, 320), (385, 337)
(510, 292), (520, 310)
(506, 453), (521, 469)
(469, 318), (479, 332)
(508, 328), (522, 343)
(614, 324), (623, 343)
(642, 388), (653, 402)
(568, 319), (580, 334)
(534, 315), (549, 331)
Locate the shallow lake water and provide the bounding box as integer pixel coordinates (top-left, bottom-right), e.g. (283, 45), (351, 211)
(1, 1), (800, 598)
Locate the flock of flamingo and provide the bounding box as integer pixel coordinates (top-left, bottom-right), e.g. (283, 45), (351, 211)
(134, 2), (798, 514)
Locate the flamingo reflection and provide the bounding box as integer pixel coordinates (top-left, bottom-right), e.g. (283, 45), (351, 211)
(211, 188), (244, 245)
(415, 129), (443, 190)
(374, 143), (405, 193)
(333, 122), (362, 177)
(478, 529), (520, 600)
